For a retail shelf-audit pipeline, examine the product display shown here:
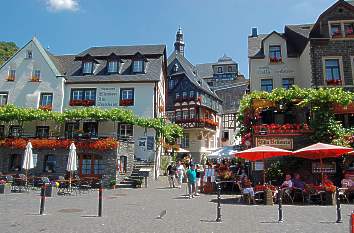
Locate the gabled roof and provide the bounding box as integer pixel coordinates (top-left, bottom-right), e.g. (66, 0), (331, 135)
(0, 37), (62, 76)
(168, 52), (221, 101)
(78, 45), (165, 57)
(194, 54), (238, 79)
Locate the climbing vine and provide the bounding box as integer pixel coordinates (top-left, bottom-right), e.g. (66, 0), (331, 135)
(237, 86), (354, 147)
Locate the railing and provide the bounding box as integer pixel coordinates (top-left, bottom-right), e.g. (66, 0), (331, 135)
(253, 123), (312, 135)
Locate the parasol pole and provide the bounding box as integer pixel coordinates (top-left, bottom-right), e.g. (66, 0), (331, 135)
(263, 152), (266, 184)
(320, 158), (324, 185)
(69, 171), (72, 191)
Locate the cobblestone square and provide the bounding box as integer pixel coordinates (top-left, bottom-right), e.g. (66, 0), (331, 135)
(0, 178), (353, 233)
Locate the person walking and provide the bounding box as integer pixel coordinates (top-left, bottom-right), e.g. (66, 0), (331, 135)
(195, 164), (201, 196)
(176, 161), (185, 188)
(167, 163), (176, 188)
(186, 164), (197, 199)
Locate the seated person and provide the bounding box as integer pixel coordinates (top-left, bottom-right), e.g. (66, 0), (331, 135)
(341, 173), (353, 189)
(292, 173), (305, 190)
(323, 174), (336, 193)
(281, 174), (293, 189)
(242, 176), (255, 203)
(239, 169), (247, 181)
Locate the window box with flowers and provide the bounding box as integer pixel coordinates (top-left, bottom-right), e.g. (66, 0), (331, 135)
(39, 105), (52, 111)
(30, 76), (40, 82)
(69, 99), (95, 106)
(326, 79), (342, 86)
(269, 57), (282, 64)
(120, 99), (134, 106)
(6, 76), (15, 81)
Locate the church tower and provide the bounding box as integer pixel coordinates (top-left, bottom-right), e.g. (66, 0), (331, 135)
(174, 26), (185, 56)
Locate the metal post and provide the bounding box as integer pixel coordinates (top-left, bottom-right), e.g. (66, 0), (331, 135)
(278, 187), (283, 222)
(98, 181), (103, 217)
(145, 177), (148, 188)
(335, 186), (342, 223)
(39, 184), (46, 215)
(216, 182), (222, 222)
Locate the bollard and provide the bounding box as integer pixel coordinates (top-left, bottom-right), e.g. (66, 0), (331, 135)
(335, 186), (342, 223)
(39, 184), (46, 215)
(98, 181), (103, 217)
(216, 182), (222, 222)
(350, 211), (354, 233)
(278, 187), (283, 222)
(145, 177), (148, 188)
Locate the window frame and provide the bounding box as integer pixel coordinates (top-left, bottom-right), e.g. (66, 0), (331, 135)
(0, 92), (8, 106)
(181, 133), (189, 149)
(282, 78), (294, 90)
(39, 93), (53, 107)
(269, 45), (282, 61)
(328, 20), (354, 39)
(107, 60), (118, 73)
(322, 56), (344, 86)
(132, 60), (144, 73)
(8, 69), (16, 81)
(260, 79), (273, 92)
(43, 154), (56, 173)
(26, 50), (33, 59)
(217, 67), (223, 73)
(118, 124), (134, 138)
(36, 126), (50, 138)
(70, 89), (96, 101)
(83, 61), (93, 74)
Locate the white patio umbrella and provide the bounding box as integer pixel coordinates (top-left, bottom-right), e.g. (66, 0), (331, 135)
(22, 142), (34, 186)
(66, 143), (78, 189)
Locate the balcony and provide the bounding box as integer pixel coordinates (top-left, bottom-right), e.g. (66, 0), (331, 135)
(175, 118), (218, 130)
(252, 123), (312, 136)
(69, 99), (95, 107)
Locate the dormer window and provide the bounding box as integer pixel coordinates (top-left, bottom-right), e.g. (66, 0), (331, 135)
(108, 61), (118, 73)
(83, 62), (93, 74)
(228, 66), (232, 72)
(330, 23), (342, 38)
(345, 23), (354, 37)
(173, 63), (179, 73)
(217, 67), (223, 73)
(269, 45), (282, 63)
(26, 50), (32, 59)
(133, 60), (144, 73)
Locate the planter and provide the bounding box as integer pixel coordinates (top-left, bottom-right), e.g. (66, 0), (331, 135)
(0, 184), (11, 194)
(264, 189), (274, 205)
(45, 186), (56, 197)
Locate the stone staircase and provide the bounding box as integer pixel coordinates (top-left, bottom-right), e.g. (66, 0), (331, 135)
(117, 160), (154, 189)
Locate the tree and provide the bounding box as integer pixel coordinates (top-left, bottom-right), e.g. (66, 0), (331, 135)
(0, 42), (18, 66)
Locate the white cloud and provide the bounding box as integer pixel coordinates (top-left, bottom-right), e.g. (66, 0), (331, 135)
(46, 0), (79, 12)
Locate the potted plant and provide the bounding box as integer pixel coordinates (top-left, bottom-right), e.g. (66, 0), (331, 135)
(0, 180), (9, 194)
(109, 179), (117, 189)
(135, 179), (143, 188)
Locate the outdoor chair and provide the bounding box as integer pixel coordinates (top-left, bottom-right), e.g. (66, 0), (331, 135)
(281, 188), (294, 204)
(292, 188), (305, 204)
(338, 188), (349, 204)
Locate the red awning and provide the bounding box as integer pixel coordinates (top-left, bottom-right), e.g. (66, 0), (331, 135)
(293, 143), (353, 160)
(235, 145), (292, 161)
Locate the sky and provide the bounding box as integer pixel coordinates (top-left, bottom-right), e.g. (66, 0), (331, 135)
(1, 0), (337, 76)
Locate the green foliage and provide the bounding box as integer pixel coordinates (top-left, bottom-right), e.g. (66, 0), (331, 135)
(0, 105), (183, 141)
(265, 161), (283, 182)
(0, 42), (18, 66)
(160, 156), (170, 174)
(237, 86), (354, 146)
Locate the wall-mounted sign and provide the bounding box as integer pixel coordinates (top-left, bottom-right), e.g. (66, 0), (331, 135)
(256, 137), (293, 150)
(96, 87), (119, 108)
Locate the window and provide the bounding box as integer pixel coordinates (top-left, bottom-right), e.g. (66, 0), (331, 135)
(228, 66), (232, 72)
(119, 124), (133, 138)
(261, 79), (273, 92)
(94, 159), (105, 175)
(120, 88), (134, 106)
(168, 79), (174, 90)
(173, 63), (179, 73)
(8, 69), (15, 81)
(40, 93), (53, 107)
(108, 60), (118, 73)
(222, 114), (235, 129)
(70, 89), (96, 106)
(269, 45), (281, 62)
(223, 131), (229, 140)
(83, 62), (93, 74)
(176, 92), (180, 100)
(176, 111), (182, 121)
(325, 59), (341, 84)
(65, 122), (79, 139)
(26, 50), (32, 59)
(0, 93), (8, 106)
(83, 122), (98, 138)
(43, 155), (56, 173)
(182, 91), (187, 99)
(345, 23), (354, 37)
(9, 125), (22, 137)
(36, 126), (49, 138)
(9, 154), (22, 171)
(133, 60), (144, 73)
(330, 23), (342, 38)
(189, 91), (194, 98)
(207, 81), (214, 86)
(217, 67), (223, 73)
(282, 78), (294, 90)
(189, 108), (195, 119)
(182, 109), (189, 120)
(181, 133), (189, 148)
(81, 155), (92, 175)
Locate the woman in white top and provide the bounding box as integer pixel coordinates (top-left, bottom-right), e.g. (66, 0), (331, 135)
(176, 161), (185, 188)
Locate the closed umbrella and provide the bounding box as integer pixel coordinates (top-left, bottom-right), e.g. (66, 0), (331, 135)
(22, 142), (34, 186)
(66, 143), (78, 189)
(235, 145), (292, 184)
(293, 143), (353, 183)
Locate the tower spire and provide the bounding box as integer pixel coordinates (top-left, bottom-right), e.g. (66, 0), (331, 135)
(174, 26), (185, 56)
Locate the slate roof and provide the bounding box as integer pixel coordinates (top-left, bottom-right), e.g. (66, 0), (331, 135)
(194, 55), (238, 79)
(167, 52), (220, 100)
(248, 34), (268, 58)
(286, 24), (314, 38)
(44, 45), (166, 83)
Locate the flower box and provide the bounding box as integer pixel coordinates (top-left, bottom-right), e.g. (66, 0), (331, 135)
(69, 99), (95, 106)
(120, 99), (134, 106)
(269, 57), (282, 64)
(30, 76), (40, 82)
(39, 105), (52, 111)
(326, 79), (342, 86)
(332, 33), (343, 38)
(6, 76), (15, 81)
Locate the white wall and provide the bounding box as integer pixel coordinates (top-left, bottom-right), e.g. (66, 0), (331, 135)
(298, 43), (312, 88)
(0, 40), (64, 112)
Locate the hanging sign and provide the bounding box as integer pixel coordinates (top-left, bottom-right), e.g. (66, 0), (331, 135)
(256, 137), (293, 150)
(96, 87), (119, 108)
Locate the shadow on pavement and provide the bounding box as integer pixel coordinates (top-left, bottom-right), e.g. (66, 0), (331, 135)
(200, 219), (218, 223)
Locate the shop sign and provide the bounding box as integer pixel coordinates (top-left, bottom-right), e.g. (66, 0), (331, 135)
(332, 103), (354, 114)
(96, 87), (119, 107)
(256, 137), (293, 150)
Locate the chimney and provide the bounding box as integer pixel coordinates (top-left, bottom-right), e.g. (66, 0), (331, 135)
(251, 27), (258, 37)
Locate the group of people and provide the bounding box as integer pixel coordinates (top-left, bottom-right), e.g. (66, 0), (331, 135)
(166, 161), (201, 199)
